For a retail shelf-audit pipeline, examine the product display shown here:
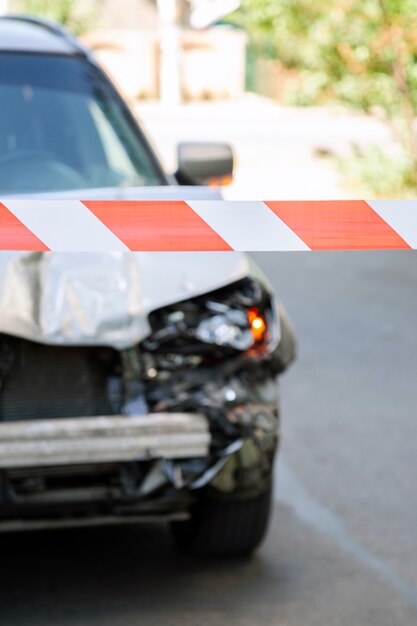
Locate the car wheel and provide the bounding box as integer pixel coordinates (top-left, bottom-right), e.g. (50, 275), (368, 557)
(171, 482), (273, 558)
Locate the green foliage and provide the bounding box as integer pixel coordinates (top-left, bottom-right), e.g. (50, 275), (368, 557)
(337, 145), (417, 198)
(229, 0), (417, 192)
(13, 0), (97, 34)
(233, 6), (415, 120)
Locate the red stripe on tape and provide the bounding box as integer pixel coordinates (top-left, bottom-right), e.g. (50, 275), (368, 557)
(0, 202), (49, 251)
(265, 201), (411, 250)
(83, 201), (232, 251)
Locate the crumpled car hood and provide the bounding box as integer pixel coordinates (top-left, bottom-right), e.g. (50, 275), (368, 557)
(0, 251), (255, 349)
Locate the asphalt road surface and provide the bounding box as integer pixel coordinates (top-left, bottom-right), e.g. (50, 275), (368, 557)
(1, 251), (417, 625)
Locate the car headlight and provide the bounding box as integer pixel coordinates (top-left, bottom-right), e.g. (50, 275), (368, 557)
(142, 278), (280, 367)
(195, 308), (254, 350)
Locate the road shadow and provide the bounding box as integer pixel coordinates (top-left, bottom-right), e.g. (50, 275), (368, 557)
(0, 505), (295, 626)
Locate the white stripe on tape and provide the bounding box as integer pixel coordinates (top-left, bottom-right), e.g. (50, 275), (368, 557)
(368, 200), (417, 249)
(188, 201), (310, 251)
(4, 200), (129, 252)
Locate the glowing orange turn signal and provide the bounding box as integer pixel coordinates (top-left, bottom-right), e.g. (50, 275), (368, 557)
(248, 308), (267, 342)
(208, 175), (234, 187)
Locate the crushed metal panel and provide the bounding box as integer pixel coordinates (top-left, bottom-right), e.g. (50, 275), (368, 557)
(0, 251), (252, 348)
(0, 252), (147, 348)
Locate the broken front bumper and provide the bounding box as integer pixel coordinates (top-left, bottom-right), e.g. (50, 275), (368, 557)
(0, 381), (280, 530)
(0, 413), (211, 469)
(0, 276), (296, 528)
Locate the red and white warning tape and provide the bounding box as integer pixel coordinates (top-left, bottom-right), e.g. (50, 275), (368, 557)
(0, 200), (416, 252)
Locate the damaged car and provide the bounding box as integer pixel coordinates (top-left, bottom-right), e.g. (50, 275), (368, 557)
(0, 15), (296, 556)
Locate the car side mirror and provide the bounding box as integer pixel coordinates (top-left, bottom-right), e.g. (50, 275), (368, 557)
(175, 142), (234, 186)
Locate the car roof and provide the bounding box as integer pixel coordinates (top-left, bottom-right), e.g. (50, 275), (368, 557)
(0, 15), (86, 55)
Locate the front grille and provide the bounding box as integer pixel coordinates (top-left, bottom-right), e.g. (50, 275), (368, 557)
(0, 335), (120, 421)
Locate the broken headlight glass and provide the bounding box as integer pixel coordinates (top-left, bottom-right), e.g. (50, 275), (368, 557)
(141, 278), (280, 374)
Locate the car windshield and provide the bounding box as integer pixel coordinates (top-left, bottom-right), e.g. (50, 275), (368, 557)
(0, 53), (164, 193)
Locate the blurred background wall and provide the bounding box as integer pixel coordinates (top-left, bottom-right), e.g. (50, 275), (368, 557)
(8, 0), (247, 103)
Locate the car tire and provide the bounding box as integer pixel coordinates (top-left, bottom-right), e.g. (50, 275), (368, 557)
(171, 483), (273, 558)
